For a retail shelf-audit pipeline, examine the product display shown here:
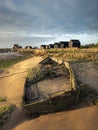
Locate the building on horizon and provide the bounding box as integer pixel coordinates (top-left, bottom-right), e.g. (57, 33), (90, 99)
(48, 44), (54, 49)
(54, 42), (60, 48)
(40, 45), (46, 49)
(69, 40), (81, 48)
(25, 46), (32, 49)
(13, 44), (22, 49)
(40, 39), (81, 49)
(60, 41), (69, 48)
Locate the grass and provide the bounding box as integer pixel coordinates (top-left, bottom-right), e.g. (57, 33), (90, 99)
(0, 96), (14, 128)
(0, 52), (33, 69)
(0, 97), (6, 102)
(0, 104), (14, 128)
(0, 105), (14, 115)
(1, 48), (97, 69)
(33, 49), (47, 56)
(47, 48), (98, 61)
(26, 65), (48, 84)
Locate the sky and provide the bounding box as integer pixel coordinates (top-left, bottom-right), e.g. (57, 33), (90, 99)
(0, 0), (98, 48)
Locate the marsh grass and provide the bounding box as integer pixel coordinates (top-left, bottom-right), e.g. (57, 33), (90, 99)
(47, 48), (98, 61)
(27, 65), (47, 84)
(33, 49), (48, 56)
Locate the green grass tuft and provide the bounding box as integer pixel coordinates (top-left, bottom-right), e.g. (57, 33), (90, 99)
(0, 97), (6, 102)
(0, 105), (14, 115)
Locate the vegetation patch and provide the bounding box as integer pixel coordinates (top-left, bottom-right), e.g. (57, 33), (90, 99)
(33, 49), (47, 56)
(0, 104), (14, 128)
(0, 105), (13, 115)
(0, 97), (6, 102)
(26, 65), (51, 85)
(47, 48), (98, 61)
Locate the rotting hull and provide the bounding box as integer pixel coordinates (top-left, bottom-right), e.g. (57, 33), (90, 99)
(22, 90), (77, 117)
(22, 57), (78, 117)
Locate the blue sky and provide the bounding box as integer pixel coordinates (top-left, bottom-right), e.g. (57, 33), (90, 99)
(0, 0), (98, 47)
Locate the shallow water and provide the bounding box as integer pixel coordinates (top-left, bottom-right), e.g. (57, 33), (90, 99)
(0, 52), (18, 56)
(0, 52), (22, 59)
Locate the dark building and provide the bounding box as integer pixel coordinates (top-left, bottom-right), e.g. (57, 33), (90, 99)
(60, 41), (68, 48)
(25, 46), (32, 49)
(46, 45), (49, 49)
(54, 42), (60, 48)
(40, 39), (81, 49)
(48, 44), (54, 49)
(13, 44), (22, 49)
(40, 45), (46, 49)
(69, 40), (81, 48)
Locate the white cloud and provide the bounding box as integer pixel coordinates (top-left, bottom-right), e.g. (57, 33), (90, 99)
(54, 33), (98, 45)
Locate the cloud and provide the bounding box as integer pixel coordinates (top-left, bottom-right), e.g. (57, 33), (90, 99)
(0, 0), (98, 47)
(54, 33), (98, 44)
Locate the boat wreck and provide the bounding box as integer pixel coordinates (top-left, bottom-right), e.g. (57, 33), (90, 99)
(22, 57), (78, 117)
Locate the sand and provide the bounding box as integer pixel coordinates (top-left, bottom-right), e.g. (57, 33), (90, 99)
(0, 58), (98, 130)
(13, 106), (98, 130)
(0, 56), (43, 106)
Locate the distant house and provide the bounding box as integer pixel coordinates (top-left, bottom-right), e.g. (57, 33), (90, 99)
(60, 41), (68, 48)
(68, 40), (81, 48)
(54, 42), (60, 48)
(40, 45), (46, 49)
(25, 46), (32, 49)
(13, 44), (22, 49)
(40, 39), (81, 49)
(46, 45), (49, 49)
(48, 44), (54, 49)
